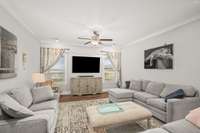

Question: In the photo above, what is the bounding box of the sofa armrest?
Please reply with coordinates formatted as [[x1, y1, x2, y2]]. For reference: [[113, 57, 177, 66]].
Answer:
[[166, 97, 200, 122], [0, 116, 49, 133]]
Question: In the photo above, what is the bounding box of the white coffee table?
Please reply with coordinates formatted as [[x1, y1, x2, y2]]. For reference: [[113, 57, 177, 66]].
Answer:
[[86, 102, 152, 133]]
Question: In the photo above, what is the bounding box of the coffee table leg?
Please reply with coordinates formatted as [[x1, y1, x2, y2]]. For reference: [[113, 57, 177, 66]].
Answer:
[[87, 120, 106, 133], [93, 127, 106, 133], [147, 118, 151, 129]]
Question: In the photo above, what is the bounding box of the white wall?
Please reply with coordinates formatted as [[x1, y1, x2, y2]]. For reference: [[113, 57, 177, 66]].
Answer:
[[122, 20, 200, 89], [0, 7, 40, 93]]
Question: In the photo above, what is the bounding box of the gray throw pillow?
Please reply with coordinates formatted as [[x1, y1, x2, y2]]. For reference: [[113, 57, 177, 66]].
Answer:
[[146, 81, 165, 96], [130, 80, 142, 91], [32, 86, 55, 104], [0, 94, 34, 118], [141, 80, 151, 91], [8, 87, 33, 107], [0, 108, 10, 120]]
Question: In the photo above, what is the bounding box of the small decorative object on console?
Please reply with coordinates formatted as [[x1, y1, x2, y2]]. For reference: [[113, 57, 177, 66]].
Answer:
[[125, 81, 131, 89]]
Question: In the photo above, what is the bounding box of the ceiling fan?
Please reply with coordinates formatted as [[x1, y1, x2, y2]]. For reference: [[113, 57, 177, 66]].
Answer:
[[78, 31, 113, 45]]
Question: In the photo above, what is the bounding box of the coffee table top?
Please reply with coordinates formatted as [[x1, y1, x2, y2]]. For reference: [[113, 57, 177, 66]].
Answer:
[[86, 102, 152, 128]]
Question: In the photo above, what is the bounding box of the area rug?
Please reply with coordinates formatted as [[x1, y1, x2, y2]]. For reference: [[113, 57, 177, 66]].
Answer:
[[55, 99, 163, 133]]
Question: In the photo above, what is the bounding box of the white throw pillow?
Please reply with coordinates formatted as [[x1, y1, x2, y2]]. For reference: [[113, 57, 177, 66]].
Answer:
[[8, 87, 33, 107], [130, 80, 142, 91], [0, 94, 34, 118], [146, 81, 165, 96], [32, 86, 55, 104]]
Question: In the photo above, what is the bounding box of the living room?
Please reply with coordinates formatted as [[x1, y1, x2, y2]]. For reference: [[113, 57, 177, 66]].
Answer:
[[0, 0, 200, 133]]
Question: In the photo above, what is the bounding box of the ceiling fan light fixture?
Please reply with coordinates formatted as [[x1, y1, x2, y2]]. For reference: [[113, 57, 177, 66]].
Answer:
[[91, 40, 99, 45], [78, 30, 113, 46]]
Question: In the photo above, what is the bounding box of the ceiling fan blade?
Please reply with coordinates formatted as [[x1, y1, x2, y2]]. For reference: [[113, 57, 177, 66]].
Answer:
[[84, 41, 91, 45], [100, 43, 115, 46], [78, 37, 90, 40], [100, 39, 113, 41]]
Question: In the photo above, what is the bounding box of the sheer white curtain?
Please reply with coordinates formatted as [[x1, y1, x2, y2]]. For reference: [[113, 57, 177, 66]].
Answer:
[[40, 47, 65, 73], [106, 51, 122, 87]]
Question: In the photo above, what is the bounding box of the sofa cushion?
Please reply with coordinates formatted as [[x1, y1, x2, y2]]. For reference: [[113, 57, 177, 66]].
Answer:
[[32, 109, 55, 132], [147, 98, 166, 111], [134, 92, 158, 103], [29, 100, 58, 111], [146, 82, 165, 96], [160, 84, 196, 98], [0, 94, 34, 118], [162, 119, 200, 133], [32, 86, 55, 104], [130, 80, 142, 91], [141, 80, 151, 91], [109, 88, 135, 99], [8, 87, 33, 107]]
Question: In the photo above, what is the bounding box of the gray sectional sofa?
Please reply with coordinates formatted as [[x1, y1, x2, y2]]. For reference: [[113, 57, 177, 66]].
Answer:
[[109, 80, 200, 123], [0, 87, 59, 133], [142, 119, 200, 133]]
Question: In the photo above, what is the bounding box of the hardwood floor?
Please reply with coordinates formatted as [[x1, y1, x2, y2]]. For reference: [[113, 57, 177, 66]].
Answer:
[[59, 92, 108, 102]]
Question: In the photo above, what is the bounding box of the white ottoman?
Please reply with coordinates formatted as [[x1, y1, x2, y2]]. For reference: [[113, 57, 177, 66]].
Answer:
[[86, 102, 152, 133], [108, 88, 134, 102]]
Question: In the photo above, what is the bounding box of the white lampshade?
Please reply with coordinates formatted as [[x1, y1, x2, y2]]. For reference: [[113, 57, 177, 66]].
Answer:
[[32, 73, 45, 83]]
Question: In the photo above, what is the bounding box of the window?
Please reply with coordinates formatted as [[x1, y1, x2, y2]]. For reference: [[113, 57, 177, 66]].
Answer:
[[45, 56, 65, 88], [103, 55, 116, 81]]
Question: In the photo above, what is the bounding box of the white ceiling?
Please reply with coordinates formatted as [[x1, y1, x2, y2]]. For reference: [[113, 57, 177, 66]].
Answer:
[[1, 0, 200, 47]]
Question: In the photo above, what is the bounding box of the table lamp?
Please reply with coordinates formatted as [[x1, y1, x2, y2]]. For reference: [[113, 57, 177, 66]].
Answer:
[[32, 73, 45, 87]]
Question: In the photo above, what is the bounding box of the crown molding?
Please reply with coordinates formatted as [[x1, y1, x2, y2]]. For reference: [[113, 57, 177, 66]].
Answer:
[[0, 1, 40, 41], [124, 15, 200, 48], [1, 0, 200, 48]]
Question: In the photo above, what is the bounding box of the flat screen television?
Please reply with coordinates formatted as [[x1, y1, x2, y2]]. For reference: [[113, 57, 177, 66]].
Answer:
[[72, 56, 100, 73]]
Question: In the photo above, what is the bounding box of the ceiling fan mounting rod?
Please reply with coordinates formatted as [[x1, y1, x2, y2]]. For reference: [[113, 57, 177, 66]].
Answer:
[[78, 30, 113, 45]]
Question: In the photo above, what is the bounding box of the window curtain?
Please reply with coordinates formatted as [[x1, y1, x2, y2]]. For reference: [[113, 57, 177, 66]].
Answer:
[[106, 51, 122, 87], [40, 47, 65, 73]]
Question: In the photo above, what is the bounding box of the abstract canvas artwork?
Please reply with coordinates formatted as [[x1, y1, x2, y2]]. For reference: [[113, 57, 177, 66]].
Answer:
[[0, 26, 17, 79], [144, 44, 173, 69]]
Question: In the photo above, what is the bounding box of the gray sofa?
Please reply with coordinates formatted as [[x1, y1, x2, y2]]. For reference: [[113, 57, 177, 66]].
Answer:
[[109, 80, 200, 123], [0, 87, 59, 133], [142, 119, 200, 133]]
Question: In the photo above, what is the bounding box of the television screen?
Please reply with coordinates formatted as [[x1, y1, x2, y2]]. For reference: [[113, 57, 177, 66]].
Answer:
[[72, 56, 100, 73]]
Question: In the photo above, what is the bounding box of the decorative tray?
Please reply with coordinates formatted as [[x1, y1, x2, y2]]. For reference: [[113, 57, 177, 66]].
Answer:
[[97, 103, 123, 114]]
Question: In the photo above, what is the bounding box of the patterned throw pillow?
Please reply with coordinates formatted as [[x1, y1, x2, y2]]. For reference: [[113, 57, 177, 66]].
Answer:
[[130, 80, 142, 91], [32, 86, 55, 104], [0, 94, 34, 118], [8, 87, 33, 107]]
